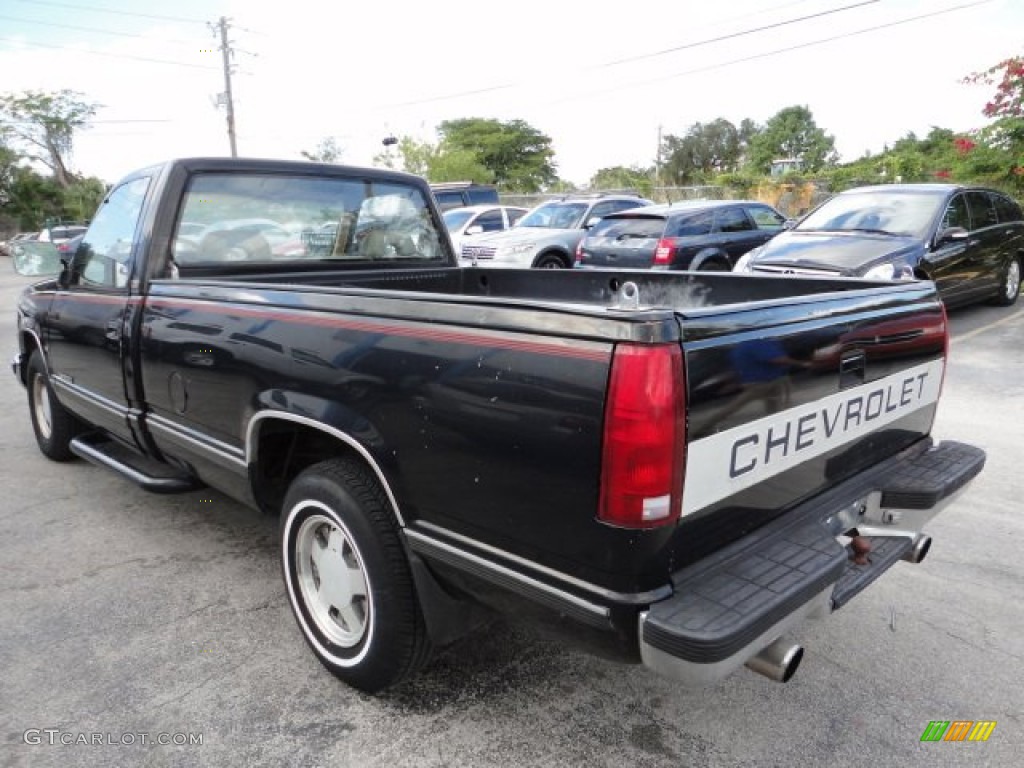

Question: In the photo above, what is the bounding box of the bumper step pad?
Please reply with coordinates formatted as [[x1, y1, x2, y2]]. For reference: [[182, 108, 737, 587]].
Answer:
[[880, 441, 986, 509], [643, 440, 985, 666]]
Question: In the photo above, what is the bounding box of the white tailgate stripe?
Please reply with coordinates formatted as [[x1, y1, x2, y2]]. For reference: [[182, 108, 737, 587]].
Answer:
[[682, 359, 944, 516]]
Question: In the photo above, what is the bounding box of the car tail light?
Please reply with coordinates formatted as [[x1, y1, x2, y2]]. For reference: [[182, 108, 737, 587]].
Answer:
[[653, 238, 674, 266], [599, 343, 686, 529], [574, 240, 584, 265], [939, 300, 949, 396]]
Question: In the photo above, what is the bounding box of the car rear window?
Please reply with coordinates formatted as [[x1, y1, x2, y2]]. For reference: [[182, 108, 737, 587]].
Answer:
[[587, 216, 666, 239]]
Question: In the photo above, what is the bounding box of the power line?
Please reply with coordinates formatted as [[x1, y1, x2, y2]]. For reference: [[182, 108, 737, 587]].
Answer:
[[9, 0, 207, 25], [0, 36, 220, 69], [601, 0, 879, 67], [383, 0, 882, 109], [546, 0, 995, 106], [0, 13, 201, 46]]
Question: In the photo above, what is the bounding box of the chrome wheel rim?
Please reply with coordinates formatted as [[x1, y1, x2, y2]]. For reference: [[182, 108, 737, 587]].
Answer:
[[31, 375, 53, 440], [1006, 259, 1021, 301], [294, 512, 370, 648]]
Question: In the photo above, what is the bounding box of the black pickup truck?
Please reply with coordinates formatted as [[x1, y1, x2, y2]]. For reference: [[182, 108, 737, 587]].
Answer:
[[11, 158, 985, 693]]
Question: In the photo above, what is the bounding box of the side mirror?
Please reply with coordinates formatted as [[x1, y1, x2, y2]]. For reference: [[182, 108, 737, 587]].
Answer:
[[782, 219, 796, 229], [465, 225, 484, 236], [584, 216, 601, 229], [936, 226, 969, 246], [11, 241, 64, 277]]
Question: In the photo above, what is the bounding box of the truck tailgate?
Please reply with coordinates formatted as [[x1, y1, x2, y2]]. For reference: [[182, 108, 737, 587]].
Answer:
[[673, 288, 949, 568]]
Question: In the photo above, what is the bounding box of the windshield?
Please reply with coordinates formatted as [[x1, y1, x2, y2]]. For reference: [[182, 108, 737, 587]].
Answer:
[[797, 190, 945, 238], [518, 202, 588, 229], [442, 209, 475, 231]]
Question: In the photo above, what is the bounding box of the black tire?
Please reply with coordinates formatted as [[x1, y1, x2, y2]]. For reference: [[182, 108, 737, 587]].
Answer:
[[990, 256, 1021, 307], [534, 253, 566, 269], [699, 260, 730, 272], [280, 457, 431, 693], [26, 350, 83, 461]]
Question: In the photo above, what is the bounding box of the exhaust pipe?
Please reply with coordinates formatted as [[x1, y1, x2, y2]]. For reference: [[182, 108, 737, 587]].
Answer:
[[745, 637, 804, 683], [901, 534, 932, 564]]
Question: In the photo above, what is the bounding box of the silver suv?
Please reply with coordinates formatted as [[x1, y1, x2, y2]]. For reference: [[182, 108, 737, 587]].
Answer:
[[460, 194, 653, 269]]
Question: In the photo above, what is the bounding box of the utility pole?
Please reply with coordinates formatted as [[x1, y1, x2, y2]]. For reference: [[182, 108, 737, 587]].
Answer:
[[210, 16, 237, 157]]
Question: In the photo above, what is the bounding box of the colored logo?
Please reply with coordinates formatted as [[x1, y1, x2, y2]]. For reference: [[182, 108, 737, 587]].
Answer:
[[920, 721, 996, 742]]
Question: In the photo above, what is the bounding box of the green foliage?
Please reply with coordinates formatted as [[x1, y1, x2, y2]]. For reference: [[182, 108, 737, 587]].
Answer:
[[0, 89, 99, 188], [301, 137, 343, 163], [437, 118, 557, 192], [746, 105, 838, 174], [588, 165, 655, 196], [661, 119, 746, 185]]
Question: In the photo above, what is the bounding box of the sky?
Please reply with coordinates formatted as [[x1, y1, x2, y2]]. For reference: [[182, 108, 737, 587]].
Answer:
[[1, 0, 1022, 187]]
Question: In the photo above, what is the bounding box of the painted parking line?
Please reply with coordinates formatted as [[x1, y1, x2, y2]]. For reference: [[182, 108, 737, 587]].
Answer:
[[950, 306, 1024, 345]]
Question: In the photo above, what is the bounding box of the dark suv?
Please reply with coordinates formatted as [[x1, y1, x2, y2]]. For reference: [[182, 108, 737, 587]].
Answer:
[[574, 200, 787, 270], [733, 184, 1024, 308]]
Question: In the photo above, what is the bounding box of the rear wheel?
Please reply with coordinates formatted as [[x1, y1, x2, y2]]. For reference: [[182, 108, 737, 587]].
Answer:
[[26, 350, 82, 461], [280, 457, 431, 693], [991, 256, 1021, 306], [699, 260, 730, 272]]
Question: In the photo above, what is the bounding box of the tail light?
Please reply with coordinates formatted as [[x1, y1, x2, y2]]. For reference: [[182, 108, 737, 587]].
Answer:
[[653, 238, 674, 267], [574, 240, 584, 265], [599, 343, 687, 529], [938, 300, 949, 396]]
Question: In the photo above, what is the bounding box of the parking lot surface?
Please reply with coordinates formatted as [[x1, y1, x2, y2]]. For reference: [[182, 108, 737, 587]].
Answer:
[[1, 265, 1021, 767]]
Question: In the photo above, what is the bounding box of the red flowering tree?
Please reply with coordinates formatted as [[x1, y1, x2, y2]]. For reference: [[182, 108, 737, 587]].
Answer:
[[963, 55, 1024, 190]]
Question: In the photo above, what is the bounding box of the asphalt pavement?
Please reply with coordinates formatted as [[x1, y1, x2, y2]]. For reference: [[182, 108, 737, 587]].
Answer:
[[1, 263, 1021, 768]]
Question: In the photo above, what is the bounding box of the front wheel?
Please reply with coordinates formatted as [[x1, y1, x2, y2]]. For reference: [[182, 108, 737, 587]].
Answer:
[[26, 350, 83, 461], [991, 256, 1021, 307], [534, 254, 566, 269], [280, 458, 431, 693]]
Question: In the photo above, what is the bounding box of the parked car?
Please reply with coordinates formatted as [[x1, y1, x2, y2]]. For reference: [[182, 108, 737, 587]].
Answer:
[[574, 200, 788, 271], [461, 193, 654, 269], [0, 232, 38, 257], [733, 184, 1024, 308], [37, 225, 87, 245], [442, 204, 528, 254], [430, 181, 499, 211]]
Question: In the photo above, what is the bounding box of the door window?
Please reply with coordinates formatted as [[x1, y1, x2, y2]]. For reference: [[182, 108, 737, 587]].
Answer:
[[941, 195, 970, 230], [966, 191, 997, 230], [76, 177, 150, 289], [745, 205, 786, 230], [474, 209, 504, 232], [715, 207, 754, 233]]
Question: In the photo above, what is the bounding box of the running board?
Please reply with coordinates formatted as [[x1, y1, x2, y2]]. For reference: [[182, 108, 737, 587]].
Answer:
[[70, 433, 203, 494]]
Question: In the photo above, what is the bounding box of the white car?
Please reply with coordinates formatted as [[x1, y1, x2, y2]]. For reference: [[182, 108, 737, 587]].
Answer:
[[442, 204, 527, 256]]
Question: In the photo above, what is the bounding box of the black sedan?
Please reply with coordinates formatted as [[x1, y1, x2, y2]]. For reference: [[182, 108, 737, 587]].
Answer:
[[733, 184, 1023, 308]]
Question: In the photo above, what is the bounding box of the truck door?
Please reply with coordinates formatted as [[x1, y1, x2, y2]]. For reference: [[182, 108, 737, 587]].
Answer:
[[44, 176, 151, 443]]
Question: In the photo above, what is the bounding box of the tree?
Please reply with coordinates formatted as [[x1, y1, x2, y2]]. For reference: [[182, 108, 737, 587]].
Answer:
[[963, 54, 1024, 188], [373, 136, 492, 183], [301, 137, 343, 163], [588, 165, 655, 195], [745, 106, 837, 174], [0, 90, 99, 188], [438, 118, 557, 192], [661, 119, 746, 184]]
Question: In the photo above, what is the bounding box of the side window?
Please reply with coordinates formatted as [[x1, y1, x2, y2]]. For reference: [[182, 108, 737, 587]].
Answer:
[[990, 192, 1023, 224], [507, 208, 526, 226], [745, 205, 786, 230], [434, 191, 464, 210], [942, 194, 970, 230], [474, 209, 504, 232], [965, 191, 997, 230], [715, 207, 754, 233], [588, 201, 621, 222], [76, 177, 150, 289], [668, 211, 713, 237]]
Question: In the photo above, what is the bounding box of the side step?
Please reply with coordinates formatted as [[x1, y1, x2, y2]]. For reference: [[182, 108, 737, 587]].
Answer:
[[70, 433, 204, 494]]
